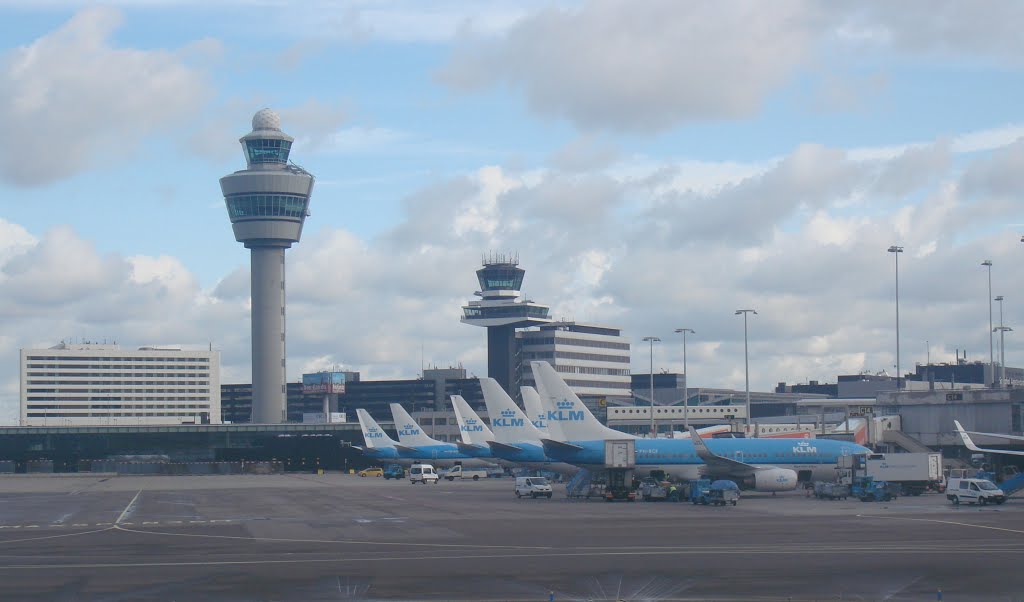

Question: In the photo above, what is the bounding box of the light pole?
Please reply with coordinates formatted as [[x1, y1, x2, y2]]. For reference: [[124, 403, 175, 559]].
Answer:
[[982, 260, 994, 386], [995, 326, 1013, 387], [735, 310, 757, 433], [996, 295, 1005, 385], [642, 336, 661, 438], [674, 328, 695, 430], [888, 246, 903, 389]]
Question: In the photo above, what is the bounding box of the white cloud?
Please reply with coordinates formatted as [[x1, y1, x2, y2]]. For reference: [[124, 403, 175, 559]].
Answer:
[[2, 119, 1023, 421], [440, 0, 818, 132], [0, 7, 211, 186]]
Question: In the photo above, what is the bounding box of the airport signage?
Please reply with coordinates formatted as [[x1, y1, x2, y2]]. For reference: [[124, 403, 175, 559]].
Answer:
[[302, 371, 346, 395]]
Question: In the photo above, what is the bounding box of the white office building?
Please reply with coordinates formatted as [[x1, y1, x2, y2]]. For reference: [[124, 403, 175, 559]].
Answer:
[[519, 322, 632, 400], [20, 342, 221, 426]]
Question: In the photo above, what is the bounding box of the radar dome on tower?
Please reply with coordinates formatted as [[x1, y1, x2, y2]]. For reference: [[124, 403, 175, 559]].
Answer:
[[251, 108, 282, 132]]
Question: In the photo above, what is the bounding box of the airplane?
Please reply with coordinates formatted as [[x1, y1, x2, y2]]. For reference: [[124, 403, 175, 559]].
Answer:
[[529, 360, 870, 491], [477, 377, 579, 475], [355, 408, 404, 462], [388, 403, 496, 468], [955, 420, 1024, 456], [450, 394, 495, 453], [522, 385, 552, 434]]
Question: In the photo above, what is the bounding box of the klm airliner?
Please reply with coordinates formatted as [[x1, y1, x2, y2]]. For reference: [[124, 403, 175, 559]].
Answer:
[[530, 361, 869, 491], [478, 378, 578, 475], [388, 403, 496, 468]]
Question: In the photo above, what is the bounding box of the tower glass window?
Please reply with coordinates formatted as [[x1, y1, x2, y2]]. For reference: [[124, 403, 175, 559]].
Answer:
[[226, 194, 308, 218], [244, 139, 292, 165]]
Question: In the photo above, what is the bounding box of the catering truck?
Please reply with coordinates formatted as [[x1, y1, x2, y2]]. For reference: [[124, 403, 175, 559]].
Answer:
[[837, 452, 942, 496]]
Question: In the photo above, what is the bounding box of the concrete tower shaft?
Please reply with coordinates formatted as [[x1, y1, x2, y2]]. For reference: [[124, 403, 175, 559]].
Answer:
[[220, 109, 314, 424]]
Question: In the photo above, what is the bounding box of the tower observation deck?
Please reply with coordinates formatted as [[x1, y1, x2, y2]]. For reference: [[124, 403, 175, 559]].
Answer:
[[461, 254, 551, 395], [220, 109, 315, 423]]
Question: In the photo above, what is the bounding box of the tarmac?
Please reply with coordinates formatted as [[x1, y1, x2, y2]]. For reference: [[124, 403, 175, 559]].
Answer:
[[0, 473, 1022, 601]]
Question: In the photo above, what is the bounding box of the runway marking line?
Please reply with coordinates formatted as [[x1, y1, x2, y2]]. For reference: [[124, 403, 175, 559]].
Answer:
[[116, 490, 142, 524], [859, 514, 1024, 535]]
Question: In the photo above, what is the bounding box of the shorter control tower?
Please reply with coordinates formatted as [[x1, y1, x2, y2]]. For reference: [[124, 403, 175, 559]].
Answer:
[[461, 254, 551, 395], [220, 109, 314, 423]]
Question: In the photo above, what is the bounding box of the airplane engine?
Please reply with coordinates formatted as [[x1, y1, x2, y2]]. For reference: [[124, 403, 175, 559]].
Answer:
[[750, 468, 799, 492]]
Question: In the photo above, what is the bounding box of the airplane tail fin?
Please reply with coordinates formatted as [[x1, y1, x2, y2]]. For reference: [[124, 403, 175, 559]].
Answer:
[[479, 378, 546, 444], [520, 386, 551, 435], [955, 420, 982, 452], [451, 395, 494, 446], [356, 409, 398, 449], [389, 403, 443, 447], [530, 361, 634, 442], [688, 426, 715, 460]]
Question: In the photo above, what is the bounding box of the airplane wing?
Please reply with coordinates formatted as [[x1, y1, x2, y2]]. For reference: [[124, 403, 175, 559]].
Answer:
[[688, 426, 758, 477], [955, 420, 1024, 456]]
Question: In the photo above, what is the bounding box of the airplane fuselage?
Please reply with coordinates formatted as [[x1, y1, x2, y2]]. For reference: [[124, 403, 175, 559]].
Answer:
[[545, 437, 869, 483]]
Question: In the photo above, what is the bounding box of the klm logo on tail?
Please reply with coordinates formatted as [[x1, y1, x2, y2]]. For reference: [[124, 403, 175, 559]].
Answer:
[[492, 408, 524, 428], [365, 427, 384, 439], [461, 419, 484, 433], [398, 423, 421, 437], [547, 399, 585, 422]]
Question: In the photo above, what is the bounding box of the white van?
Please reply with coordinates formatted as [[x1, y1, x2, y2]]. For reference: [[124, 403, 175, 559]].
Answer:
[[409, 463, 439, 484], [946, 477, 1006, 505], [515, 476, 553, 499]]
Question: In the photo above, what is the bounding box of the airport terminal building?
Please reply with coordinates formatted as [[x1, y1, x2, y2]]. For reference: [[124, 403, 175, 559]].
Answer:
[[20, 342, 221, 427]]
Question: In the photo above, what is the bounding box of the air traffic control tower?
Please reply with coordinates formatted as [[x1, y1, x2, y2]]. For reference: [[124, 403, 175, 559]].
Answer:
[[461, 254, 551, 395], [220, 109, 314, 423]]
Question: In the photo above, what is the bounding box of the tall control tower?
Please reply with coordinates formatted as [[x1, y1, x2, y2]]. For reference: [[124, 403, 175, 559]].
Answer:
[[220, 109, 314, 423], [461, 254, 551, 394]]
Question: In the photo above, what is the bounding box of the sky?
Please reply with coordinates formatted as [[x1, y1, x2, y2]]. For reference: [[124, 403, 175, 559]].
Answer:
[[1, 0, 1023, 425]]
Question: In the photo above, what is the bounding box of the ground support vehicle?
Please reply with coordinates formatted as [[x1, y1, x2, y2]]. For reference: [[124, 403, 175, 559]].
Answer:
[[851, 476, 898, 502], [382, 464, 405, 480], [838, 452, 942, 496], [358, 467, 383, 477], [688, 479, 739, 506], [515, 476, 553, 499], [813, 481, 850, 500], [442, 465, 489, 481], [946, 477, 1006, 505], [640, 478, 681, 502], [604, 468, 636, 502], [409, 463, 439, 484]]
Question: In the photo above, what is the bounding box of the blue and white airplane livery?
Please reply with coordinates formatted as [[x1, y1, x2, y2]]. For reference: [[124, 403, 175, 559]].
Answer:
[[530, 361, 870, 491], [355, 408, 403, 462], [388, 403, 495, 468], [478, 377, 579, 476]]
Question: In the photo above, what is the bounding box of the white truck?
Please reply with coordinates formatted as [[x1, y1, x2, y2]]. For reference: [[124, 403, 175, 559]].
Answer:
[[837, 452, 943, 496], [442, 465, 489, 481]]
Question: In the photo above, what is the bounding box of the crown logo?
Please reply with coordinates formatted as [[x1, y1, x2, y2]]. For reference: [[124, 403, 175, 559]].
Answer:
[[500, 409, 516, 417], [466, 419, 477, 425], [556, 400, 574, 410], [404, 424, 415, 430]]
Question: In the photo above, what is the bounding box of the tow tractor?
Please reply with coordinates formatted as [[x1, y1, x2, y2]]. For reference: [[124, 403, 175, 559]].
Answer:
[[690, 479, 740, 506]]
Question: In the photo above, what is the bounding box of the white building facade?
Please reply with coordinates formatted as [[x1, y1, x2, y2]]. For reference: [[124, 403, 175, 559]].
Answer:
[[20, 343, 221, 426], [519, 322, 632, 400]]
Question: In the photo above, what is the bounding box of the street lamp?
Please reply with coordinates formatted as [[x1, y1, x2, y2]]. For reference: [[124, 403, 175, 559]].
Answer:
[[995, 326, 1013, 387], [735, 310, 757, 433], [674, 328, 695, 430], [642, 336, 661, 438], [995, 294, 1003, 384], [888, 246, 903, 389], [982, 260, 994, 386]]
